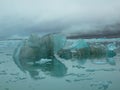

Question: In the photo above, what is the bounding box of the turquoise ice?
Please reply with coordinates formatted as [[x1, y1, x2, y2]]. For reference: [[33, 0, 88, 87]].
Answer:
[[13, 33, 117, 68]]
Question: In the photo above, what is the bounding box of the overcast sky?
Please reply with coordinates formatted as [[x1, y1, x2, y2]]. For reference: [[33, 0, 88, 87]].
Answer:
[[0, 0, 120, 39]]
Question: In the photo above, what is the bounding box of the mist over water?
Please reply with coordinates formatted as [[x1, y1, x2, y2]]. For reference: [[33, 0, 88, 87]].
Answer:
[[0, 0, 120, 39]]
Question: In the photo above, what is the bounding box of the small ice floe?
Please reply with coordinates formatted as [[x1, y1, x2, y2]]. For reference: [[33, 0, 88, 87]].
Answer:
[[106, 58, 116, 65], [36, 59, 52, 64], [19, 77, 27, 80], [65, 73, 87, 78], [74, 78, 93, 82], [86, 68, 116, 72], [72, 65, 85, 69], [12, 77, 27, 81], [10, 72, 19, 76], [33, 76, 46, 80], [91, 58, 116, 65], [86, 69, 96, 72], [91, 61, 107, 65], [65, 73, 92, 83], [90, 80, 112, 90], [107, 42, 117, 51]]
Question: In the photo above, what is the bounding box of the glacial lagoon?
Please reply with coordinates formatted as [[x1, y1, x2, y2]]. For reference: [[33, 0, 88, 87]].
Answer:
[[0, 37, 120, 90]]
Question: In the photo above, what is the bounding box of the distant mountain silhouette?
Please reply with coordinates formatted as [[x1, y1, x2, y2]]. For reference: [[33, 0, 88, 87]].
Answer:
[[67, 23, 120, 39]]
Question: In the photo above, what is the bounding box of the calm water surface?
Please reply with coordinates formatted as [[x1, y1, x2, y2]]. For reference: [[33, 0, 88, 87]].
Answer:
[[0, 38, 120, 90]]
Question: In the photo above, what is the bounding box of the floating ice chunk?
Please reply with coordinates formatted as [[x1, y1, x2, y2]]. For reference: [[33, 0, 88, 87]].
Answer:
[[107, 42, 117, 51], [53, 34, 66, 53], [90, 80, 112, 90], [38, 33, 66, 58], [13, 33, 117, 69], [13, 33, 66, 66], [28, 34, 41, 48], [86, 69, 96, 72], [51, 58, 67, 77], [92, 61, 107, 65], [65, 39, 89, 50], [58, 39, 90, 59], [106, 58, 116, 65], [36, 59, 52, 64], [57, 42, 116, 61], [13, 40, 26, 72], [38, 34, 54, 59], [106, 50, 116, 58], [57, 49, 72, 59]]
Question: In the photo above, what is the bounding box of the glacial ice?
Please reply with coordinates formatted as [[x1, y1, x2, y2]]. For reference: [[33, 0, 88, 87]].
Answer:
[[13, 33, 117, 70], [13, 33, 67, 72], [65, 39, 89, 50], [107, 42, 117, 51], [90, 80, 112, 90], [53, 34, 66, 53], [58, 43, 116, 60]]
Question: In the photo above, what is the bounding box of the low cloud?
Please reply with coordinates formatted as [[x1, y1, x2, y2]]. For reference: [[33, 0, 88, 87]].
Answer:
[[0, 0, 120, 39]]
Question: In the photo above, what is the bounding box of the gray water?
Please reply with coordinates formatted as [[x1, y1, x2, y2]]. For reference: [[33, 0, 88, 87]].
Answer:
[[0, 38, 120, 90]]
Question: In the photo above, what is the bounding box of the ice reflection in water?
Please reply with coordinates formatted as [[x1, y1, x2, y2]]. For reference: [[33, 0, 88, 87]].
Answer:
[[13, 34, 117, 79], [0, 36, 120, 90], [16, 58, 68, 79]]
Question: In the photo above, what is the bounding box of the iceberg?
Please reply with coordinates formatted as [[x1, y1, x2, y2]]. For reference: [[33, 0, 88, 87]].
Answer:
[[13, 33, 117, 71], [57, 44, 116, 60], [65, 39, 89, 50], [28, 34, 41, 48], [13, 33, 67, 71], [53, 34, 66, 53]]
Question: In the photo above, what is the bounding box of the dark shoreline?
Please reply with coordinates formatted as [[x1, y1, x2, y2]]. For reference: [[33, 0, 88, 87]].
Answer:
[[67, 33, 120, 39]]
